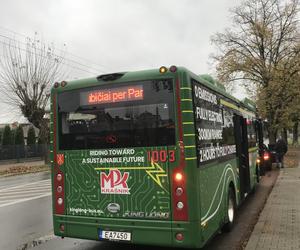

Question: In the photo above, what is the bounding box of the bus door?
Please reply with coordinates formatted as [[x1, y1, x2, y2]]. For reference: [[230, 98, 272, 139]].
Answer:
[[233, 115, 251, 200]]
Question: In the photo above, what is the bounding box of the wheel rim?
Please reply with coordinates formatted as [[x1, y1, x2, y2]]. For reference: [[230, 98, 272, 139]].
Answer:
[[228, 197, 234, 223]]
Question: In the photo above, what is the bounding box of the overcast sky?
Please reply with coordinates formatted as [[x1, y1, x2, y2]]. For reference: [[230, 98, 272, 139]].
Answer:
[[0, 0, 246, 123]]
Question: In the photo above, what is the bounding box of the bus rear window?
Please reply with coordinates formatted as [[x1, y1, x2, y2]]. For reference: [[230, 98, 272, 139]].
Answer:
[[57, 80, 175, 150]]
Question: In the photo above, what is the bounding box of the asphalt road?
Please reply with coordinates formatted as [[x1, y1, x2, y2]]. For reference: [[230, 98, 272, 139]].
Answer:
[[0, 172, 52, 250], [34, 170, 278, 250], [0, 170, 279, 250]]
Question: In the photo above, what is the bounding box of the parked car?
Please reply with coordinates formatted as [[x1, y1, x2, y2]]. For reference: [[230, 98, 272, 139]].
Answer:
[[258, 144, 277, 173]]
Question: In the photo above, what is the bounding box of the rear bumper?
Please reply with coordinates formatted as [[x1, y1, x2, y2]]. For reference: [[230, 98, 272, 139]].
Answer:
[[54, 215, 199, 248]]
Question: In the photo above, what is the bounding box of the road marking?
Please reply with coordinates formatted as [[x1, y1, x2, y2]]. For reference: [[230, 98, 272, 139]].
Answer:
[[0, 191, 51, 199], [0, 193, 51, 208], [0, 179, 51, 208], [0, 188, 51, 196], [0, 179, 50, 192], [0, 184, 51, 192]]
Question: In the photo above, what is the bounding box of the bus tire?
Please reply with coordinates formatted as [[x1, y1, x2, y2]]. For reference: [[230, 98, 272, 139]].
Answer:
[[223, 187, 236, 232]]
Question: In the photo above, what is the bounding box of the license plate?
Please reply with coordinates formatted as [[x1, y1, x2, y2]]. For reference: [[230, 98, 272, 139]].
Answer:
[[99, 230, 131, 242]]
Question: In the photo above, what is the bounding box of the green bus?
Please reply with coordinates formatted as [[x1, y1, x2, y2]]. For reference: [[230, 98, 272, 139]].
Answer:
[[51, 66, 262, 248]]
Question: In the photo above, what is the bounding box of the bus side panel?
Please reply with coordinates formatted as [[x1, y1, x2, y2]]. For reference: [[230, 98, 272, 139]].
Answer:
[[191, 78, 241, 246], [198, 158, 239, 244]]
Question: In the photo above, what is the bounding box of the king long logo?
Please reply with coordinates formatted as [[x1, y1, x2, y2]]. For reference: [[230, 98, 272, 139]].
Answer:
[[100, 169, 130, 194]]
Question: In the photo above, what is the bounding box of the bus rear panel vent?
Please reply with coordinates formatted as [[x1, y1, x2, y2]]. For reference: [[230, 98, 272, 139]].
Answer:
[[97, 73, 125, 82]]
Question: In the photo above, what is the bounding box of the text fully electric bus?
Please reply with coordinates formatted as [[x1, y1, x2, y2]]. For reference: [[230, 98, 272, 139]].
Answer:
[[51, 66, 262, 248]]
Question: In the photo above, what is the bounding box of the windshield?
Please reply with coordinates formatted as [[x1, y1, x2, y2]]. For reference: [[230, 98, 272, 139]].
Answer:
[[57, 79, 175, 150]]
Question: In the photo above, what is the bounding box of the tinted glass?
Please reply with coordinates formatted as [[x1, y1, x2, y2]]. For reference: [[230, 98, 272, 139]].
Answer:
[[247, 120, 257, 148], [58, 80, 175, 150], [192, 78, 237, 165]]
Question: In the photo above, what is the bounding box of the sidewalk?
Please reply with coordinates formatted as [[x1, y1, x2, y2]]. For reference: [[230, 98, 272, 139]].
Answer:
[[0, 160, 49, 177], [245, 166, 300, 250], [0, 160, 46, 171]]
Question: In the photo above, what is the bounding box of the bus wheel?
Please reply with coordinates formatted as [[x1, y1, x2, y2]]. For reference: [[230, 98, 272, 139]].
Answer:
[[223, 188, 236, 232]]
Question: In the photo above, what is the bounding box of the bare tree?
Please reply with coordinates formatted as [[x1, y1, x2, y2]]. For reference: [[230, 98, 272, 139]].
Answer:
[[212, 0, 300, 144], [0, 35, 66, 143]]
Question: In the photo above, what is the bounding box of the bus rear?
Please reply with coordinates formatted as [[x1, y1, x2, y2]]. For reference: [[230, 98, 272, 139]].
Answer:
[[51, 71, 195, 247]]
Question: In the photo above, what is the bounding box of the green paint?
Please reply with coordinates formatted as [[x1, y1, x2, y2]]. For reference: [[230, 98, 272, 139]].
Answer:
[[51, 67, 259, 248]]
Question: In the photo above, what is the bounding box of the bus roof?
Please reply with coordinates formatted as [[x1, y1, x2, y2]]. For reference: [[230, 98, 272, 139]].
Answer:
[[52, 66, 256, 113]]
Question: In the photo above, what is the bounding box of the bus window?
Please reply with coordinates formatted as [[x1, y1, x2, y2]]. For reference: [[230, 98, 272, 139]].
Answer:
[[57, 80, 175, 150], [192, 78, 237, 165], [247, 120, 257, 148], [222, 108, 235, 146]]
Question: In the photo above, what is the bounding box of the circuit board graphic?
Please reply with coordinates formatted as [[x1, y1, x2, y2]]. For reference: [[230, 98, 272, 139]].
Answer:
[[64, 147, 171, 220]]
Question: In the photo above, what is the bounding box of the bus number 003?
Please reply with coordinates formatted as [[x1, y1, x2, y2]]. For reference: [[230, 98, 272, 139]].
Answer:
[[147, 150, 175, 163]]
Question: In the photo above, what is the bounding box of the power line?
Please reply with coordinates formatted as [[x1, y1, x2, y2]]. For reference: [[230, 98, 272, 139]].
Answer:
[[0, 36, 100, 76], [0, 26, 111, 72], [0, 42, 99, 77], [0, 26, 112, 73], [0, 33, 104, 75]]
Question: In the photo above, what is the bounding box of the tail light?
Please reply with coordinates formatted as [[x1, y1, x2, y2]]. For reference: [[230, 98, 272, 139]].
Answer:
[[57, 197, 63, 205], [172, 171, 188, 221], [172, 79, 189, 221], [53, 95, 65, 215], [159, 66, 168, 73], [175, 187, 184, 196], [57, 185, 63, 193], [176, 201, 184, 209], [61, 81, 67, 87], [175, 232, 184, 241], [57, 173, 62, 181], [54, 169, 65, 214], [263, 152, 270, 161], [169, 65, 177, 72], [175, 172, 183, 181]]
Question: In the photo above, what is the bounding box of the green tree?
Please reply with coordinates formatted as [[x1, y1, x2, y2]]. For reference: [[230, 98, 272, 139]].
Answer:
[[14, 126, 25, 145], [27, 126, 36, 145], [212, 0, 300, 144], [257, 65, 300, 136], [2, 125, 13, 145]]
